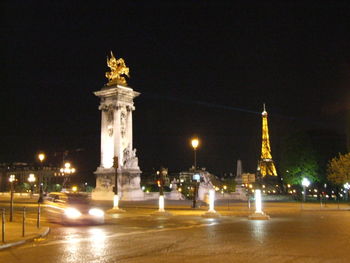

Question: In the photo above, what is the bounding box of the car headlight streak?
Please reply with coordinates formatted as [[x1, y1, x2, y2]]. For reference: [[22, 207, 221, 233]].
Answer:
[[64, 207, 82, 219], [89, 208, 104, 217]]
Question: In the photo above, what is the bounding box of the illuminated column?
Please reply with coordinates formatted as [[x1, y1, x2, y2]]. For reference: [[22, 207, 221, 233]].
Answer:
[[100, 107, 114, 169], [127, 106, 133, 150], [100, 110, 107, 167], [93, 85, 143, 201], [114, 106, 122, 168], [93, 52, 143, 201]]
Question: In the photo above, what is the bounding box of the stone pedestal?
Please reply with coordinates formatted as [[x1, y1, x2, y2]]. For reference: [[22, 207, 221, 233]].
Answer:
[[92, 83, 144, 201], [92, 167, 144, 201], [119, 169, 144, 200]]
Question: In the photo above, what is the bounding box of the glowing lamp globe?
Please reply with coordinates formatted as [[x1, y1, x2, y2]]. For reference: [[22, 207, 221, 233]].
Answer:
[[301, 178, 310, 187], [191, 138, 199, 149]]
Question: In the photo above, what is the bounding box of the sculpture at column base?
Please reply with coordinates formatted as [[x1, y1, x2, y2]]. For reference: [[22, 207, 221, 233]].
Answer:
[[118, 170, 144, 200], [91, 167, 144, 201]]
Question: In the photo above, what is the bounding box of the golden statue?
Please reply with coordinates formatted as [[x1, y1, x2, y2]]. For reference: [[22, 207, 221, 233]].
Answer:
[[105, 51, 130, 86]]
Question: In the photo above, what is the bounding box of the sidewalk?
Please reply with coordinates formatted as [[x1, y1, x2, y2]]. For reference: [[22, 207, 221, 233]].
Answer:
[[0, 222, 50, 250]]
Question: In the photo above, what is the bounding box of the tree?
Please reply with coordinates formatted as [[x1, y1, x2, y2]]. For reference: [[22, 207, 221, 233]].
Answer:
[[279, 132, 319, 185], [327, 153, 350, 184]]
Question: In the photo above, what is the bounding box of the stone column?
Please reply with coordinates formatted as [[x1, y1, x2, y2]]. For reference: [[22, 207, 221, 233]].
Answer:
[[114, 105, 122, 167], [100, 106, 107, 168], [127, 106, 133, 150]]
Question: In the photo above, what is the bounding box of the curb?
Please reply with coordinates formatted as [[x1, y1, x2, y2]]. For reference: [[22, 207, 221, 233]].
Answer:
[[0, 227, 50, 251]]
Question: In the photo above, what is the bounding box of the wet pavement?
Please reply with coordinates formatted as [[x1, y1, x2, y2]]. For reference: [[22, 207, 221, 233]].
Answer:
[[1, 205, 350, 263]]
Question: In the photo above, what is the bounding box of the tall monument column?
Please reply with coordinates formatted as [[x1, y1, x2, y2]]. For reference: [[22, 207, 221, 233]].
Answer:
[[92, 52, 144, 201]]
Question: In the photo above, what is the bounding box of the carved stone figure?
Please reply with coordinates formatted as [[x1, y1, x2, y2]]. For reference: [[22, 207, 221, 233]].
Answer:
[[120, 109, 127, 138], [123, 146, 139, 169], [105, 51, 130, 86]]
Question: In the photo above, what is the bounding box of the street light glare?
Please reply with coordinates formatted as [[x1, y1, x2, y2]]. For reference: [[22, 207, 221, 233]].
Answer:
[[302, 178, 310, 187], [38, 153, 45, 162], [191, 138, 199, 149], [9, 174, 16, 183], [28, 173, 36, 183]]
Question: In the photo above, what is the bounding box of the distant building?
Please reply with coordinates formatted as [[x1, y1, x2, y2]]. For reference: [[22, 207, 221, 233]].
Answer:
[[0, 162, 62, 192]]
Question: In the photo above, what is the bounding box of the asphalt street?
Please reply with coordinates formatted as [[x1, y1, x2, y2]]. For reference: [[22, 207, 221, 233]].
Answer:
[[1, 204, 350, 263]]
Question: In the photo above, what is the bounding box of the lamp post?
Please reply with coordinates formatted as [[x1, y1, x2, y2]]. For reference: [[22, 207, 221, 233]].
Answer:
[[60, 162, 76, 188], [191, 138, 199, 169], [192, 173, 200, 209], [9, 175, 15, 222], [158, 167, 168, 212], [38, 153, 45, 203], [301, 178, 310, 208], [28, 174, 36, 199]]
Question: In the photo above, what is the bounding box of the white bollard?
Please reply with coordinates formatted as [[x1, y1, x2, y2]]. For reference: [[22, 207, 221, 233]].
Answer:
[[248, 189, 270, 220], [202, 189, 220, 217], [255, 189, 262, 214], [113, 195, 119, 209], [159, 195, 165, 212], [208, 189, 216, 213]]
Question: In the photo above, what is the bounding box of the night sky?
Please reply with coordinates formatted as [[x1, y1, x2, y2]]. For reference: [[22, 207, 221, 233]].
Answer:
[[2, 1, 350, 183]]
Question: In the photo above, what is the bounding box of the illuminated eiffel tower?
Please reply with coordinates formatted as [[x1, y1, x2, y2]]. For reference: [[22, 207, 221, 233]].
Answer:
[[258, 104, 277, 177]]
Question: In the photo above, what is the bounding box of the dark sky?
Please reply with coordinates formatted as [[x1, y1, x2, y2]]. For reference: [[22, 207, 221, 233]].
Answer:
[[2, 1, 350, 182]]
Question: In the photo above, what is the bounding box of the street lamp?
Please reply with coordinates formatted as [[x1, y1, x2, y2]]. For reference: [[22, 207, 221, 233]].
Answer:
[[191, 138, 199, 170], [37, 153, 45, 203], [9, 174, 15, 222], [158, 167, 168, 212], [60, 162, 76, 188], [301, 177, 310, 203], [28, 173, 36, 198], [192, 173, 200, 208]]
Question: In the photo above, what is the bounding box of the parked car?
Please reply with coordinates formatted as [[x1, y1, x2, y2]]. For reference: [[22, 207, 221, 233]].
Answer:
[[44, 192, 105, 225]]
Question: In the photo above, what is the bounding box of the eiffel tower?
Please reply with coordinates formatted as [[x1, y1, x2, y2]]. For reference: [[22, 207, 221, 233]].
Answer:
[[258, 104, 277, 177]]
